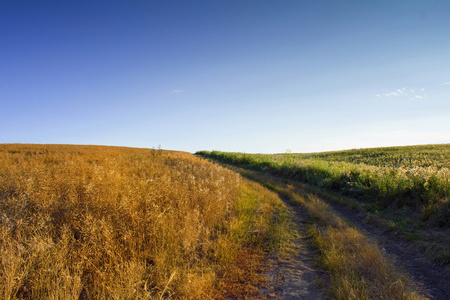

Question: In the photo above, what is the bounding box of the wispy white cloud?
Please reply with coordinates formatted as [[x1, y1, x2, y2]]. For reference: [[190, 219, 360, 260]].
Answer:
[[376, 86, 426, 100], [376, 91, 402, 97], [441, 82, 450, 86], [170, 89, 184, 94], [378, 87, 407, 97], [396, 87, 407, 95]]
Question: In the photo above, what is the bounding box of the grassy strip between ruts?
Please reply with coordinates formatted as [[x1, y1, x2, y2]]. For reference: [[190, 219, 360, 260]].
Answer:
[[279, 178, 450, 267], [226, 167, 428, 300]]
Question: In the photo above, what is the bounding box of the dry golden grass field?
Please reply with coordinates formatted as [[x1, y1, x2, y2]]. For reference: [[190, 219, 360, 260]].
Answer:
[[0, 144, 289, 299]]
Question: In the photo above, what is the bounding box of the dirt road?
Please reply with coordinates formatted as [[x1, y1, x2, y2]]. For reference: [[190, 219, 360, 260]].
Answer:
[[240, 168, 449, 299]]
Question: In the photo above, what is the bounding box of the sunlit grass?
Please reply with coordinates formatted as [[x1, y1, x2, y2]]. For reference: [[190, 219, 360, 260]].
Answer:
[[0, 144, 289, 299]]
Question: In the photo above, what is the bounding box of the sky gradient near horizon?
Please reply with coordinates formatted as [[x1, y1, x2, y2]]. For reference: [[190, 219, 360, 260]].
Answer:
[[1, 0, 450, 153]]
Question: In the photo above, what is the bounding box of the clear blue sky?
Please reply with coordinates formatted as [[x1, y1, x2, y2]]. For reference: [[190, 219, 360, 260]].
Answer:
[[1, 0, 450, 153]]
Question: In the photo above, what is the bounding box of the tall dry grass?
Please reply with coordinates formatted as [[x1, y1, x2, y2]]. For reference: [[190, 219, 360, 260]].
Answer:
[[0, 144, 284, 299]]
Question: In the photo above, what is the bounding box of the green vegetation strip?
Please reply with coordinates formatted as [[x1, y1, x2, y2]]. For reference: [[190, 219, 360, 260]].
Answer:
[[197, 146, 450, 228]]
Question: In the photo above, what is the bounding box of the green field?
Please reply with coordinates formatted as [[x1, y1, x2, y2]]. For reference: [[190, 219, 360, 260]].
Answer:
[[197, 144, 450, 228], [281, 144, 450, 169]]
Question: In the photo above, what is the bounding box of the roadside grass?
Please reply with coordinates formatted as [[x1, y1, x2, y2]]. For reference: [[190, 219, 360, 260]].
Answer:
[[0, 144, 293, 299], [218, 166, 427, 300], [215, 180, 297, 299]]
